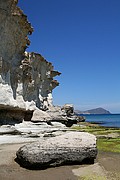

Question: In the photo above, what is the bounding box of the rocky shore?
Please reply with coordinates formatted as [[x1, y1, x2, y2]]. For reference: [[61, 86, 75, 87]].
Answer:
[[0, 109, 119, 180], [0, 115, 97, 170], [0, 1, 119, 179], [0, 122, 120, 180]]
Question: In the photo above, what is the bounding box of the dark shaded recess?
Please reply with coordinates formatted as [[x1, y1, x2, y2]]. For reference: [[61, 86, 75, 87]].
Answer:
[[24, 111, 34, 121], [0, 109, 33, 125], [15, 157, 95, 170]]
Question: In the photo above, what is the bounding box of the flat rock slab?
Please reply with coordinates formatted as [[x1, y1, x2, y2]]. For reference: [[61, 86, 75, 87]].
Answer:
[[72, 163, 107, 179], [16, 132, 97, 169]]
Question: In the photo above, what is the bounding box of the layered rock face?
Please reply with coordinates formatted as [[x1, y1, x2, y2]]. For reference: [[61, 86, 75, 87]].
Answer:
[[0, 0, 33, 96], [19, 52, 61, 110], [0, 1, 84, 126], [0, 0, 35, 123], [0, 0, 61, 123]]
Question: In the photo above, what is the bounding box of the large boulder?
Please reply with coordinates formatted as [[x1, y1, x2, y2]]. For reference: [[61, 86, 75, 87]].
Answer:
[[31, 106, 69, 125], [61, 104, 74, 116], [16, 132, 97, 169], [31, 109, 51, 122], [31, 105, 85, 126]]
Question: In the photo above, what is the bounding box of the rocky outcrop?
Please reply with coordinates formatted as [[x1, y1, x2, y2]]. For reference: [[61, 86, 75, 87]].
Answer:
[[31, 105, 85, 127], [62, 104, 74, 116], [31, 109, 51, 122], [18, 52, 61, 110], [16, 132, 97, 169], [0, 84, 35, 125], [0, 0, 61, 123], [0, 1, 84, 127], [0, 0, 34, 123], [0, 0, 60, 109], [0, 0, 33, 98], [0, 121, 68, 144]]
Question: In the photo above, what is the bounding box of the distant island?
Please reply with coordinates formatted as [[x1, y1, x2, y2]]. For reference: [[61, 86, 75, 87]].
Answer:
[[75, 107, 111, 115]]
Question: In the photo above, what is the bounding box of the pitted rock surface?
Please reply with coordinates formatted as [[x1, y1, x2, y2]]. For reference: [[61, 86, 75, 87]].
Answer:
[[16, 132, 97, 169]]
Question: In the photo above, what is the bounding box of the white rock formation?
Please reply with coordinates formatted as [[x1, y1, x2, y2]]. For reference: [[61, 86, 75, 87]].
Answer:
[[19, 52, 61, 110], [0, 83, 35, 110], [31, 105, 85, 127], [0, 0, 61, 123], [0, 0, 33, 98], [0, 83, 36, 124], [0, 1, 85, 128], [31, 109, 51, 122], [0, 121, 68, 145]]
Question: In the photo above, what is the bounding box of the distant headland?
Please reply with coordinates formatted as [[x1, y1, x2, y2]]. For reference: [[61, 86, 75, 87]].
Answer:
[[75, 107, 111, 115]]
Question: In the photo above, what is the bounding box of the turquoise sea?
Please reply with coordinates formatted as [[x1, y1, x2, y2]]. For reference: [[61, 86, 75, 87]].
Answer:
[[79, 114, 120, 128]]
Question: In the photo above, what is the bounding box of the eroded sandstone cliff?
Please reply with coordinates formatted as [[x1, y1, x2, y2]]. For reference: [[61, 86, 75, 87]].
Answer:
[[0, 0, 33, 98], [0, 0, 61, 123], [19, 52, 61, 110], [0, 0, 60, 112]]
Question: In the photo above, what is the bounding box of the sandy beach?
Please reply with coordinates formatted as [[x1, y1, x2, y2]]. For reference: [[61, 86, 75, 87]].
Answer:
[[0, 143, 120, 180], [0, 143, 77, 180]]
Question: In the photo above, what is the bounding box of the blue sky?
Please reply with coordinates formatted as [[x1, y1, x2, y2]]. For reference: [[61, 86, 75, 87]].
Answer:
[[18, 0, 120, 113]]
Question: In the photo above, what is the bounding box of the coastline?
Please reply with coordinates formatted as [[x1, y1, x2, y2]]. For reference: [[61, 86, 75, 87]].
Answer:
[[80, 113, 120, 128], [0, 122, 119, 179]]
